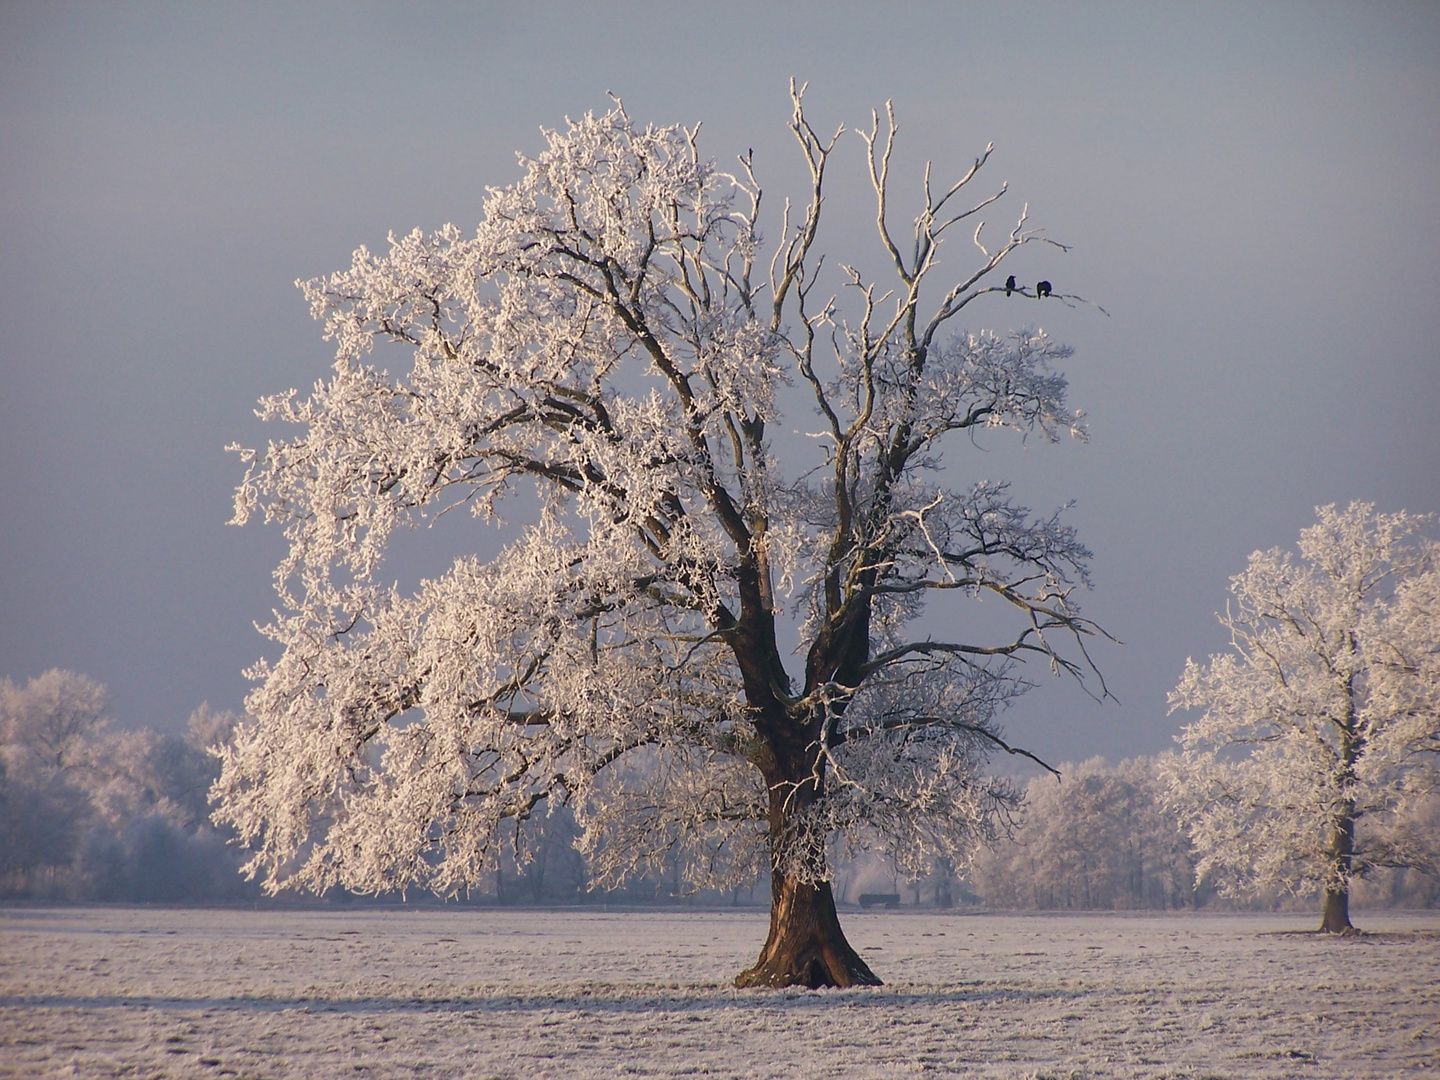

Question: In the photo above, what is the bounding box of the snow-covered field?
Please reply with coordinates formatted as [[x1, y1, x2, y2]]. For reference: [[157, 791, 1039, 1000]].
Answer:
[[1, 906, 1436, 1079]]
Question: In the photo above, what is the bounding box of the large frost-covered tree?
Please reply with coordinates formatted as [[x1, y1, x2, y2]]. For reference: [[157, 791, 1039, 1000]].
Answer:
[[1166, 503, 1440, 932], [215, 87, 1104, 987]]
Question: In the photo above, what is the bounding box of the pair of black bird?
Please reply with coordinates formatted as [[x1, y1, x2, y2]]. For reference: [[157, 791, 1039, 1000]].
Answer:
[[1004, 275, 1051, 298]]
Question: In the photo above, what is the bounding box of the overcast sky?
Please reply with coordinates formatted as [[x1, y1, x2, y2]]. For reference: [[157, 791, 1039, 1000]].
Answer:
[[2, 2, 1437, 766]]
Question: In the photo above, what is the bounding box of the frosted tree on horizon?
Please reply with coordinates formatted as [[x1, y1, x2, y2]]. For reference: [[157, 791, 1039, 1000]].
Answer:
[[1166, 503, 1440, 933], [214, 86, 1105, 987]]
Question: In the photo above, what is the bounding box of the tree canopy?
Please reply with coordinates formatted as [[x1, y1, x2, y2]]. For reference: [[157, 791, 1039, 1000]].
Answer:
[[215, 87, 1104, 985]]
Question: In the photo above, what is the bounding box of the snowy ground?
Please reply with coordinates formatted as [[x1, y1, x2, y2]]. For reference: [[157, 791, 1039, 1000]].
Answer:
[[1, 905, 1436, 1079]]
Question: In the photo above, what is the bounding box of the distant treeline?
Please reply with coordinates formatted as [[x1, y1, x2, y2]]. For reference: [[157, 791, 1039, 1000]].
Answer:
[[968, 756, 1201, 911], [0, 670, 255, 902], [474, 755, 1440, 913], [929, 756, 1437, 913], [4, 670, 1436, 910]]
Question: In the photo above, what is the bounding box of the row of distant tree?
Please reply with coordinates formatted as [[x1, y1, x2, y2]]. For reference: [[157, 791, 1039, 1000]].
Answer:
[[5, 667, 1434, 911], [472, 754, 1440, 913], [966, 756, 1439, 912], [0, 670, 255, 902], [966, 757, 1200, 911]]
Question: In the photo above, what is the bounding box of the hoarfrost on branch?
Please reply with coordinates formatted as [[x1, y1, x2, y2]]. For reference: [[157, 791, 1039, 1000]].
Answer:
[[215, 87, 1103, 983], [1165, 502, 1440, 931]]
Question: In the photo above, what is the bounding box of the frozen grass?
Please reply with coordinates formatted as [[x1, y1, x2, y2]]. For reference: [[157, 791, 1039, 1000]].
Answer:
[[0, 905, 1436, 1078]]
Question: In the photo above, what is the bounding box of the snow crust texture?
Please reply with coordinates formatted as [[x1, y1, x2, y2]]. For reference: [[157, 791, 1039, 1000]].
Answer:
[[1, 906, 1436, 1079]]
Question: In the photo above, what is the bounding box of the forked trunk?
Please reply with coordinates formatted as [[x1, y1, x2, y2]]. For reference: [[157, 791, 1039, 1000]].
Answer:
[[1320, 887, 1352, 934], [735, 871, 881, 988]]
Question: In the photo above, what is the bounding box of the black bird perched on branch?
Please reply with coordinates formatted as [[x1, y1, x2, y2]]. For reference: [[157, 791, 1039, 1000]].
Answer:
[[1036, 280, 1052, 298], [1005, 274, 1016, 296]]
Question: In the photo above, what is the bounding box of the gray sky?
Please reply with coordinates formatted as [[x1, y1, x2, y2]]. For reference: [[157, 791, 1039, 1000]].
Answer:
[[2, 2, 1437, 766]]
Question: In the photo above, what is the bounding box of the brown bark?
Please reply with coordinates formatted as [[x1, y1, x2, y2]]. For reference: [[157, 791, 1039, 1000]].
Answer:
[[735, 871, 881, 988], [1319, 811, 1355, 933], [1320, 886, 1352, 934], [725, 488, 882, 988]]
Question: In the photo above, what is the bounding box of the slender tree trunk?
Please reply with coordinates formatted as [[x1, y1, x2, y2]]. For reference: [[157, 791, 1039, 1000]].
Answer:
[[735, 871, 881, 988], [1319, 812, 1355, 933], [529, 839, 547, 902], [1320, 683, 1362, 934], [934, 858, 954, 909]]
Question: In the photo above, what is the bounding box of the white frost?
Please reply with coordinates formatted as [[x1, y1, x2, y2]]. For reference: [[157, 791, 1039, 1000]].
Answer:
[[2, 905, 1436, 1078], [217, 90, 1100, 906]]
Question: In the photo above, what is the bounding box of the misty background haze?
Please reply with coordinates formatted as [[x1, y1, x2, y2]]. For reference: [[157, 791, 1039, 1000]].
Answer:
[[2, 2, 1438, 770]]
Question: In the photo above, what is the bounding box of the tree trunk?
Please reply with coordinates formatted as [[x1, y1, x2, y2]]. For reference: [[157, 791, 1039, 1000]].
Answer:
[[1320, 886, 1352, 933], [735, 871, 881, 988], [728, 570, 880, 988], [1319, 811, 1355, 933]]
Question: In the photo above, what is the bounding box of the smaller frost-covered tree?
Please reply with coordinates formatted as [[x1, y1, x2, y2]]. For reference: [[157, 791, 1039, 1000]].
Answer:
[[1, 668, 109, 772], [1165, 503, 1440, 932], [216, 86, 1106, 987]]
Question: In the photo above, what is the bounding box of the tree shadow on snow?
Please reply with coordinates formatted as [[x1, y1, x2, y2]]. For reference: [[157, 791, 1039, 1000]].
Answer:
[[0, 983, 1083, 1017], [1257, 928, 1440, 942]]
